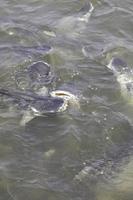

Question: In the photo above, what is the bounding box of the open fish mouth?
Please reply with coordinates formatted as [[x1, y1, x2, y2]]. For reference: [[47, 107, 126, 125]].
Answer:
[[50, 90, 80, 110]]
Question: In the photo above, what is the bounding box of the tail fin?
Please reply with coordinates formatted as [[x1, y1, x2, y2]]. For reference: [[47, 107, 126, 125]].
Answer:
[[78, 2, 94, 23]]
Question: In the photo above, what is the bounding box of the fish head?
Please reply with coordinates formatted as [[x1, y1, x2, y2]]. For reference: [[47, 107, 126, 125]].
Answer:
[[107, 57, 128, 74], [27, 61, 52, 84], [50, 90, 80, 110]]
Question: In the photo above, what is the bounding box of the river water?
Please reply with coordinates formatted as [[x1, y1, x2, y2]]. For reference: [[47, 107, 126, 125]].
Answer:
[[0, 0, 133, 200]]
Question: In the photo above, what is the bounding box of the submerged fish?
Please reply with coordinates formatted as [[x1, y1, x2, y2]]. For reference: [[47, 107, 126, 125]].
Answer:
[[0, 44, 52, 56], [107, 57, 133, 102], [57, 2, 94, 38]]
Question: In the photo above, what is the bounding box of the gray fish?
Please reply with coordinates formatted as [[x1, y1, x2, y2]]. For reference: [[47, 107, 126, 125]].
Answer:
[[107, 57, 128, 74], [0, 88, 64, 113], [11, 44, 52, 55], [0, 44, 52, 56], [107, 57, 133, 101], [0, 88, 79, 125], [0, 88, 65, 125], [57, 2, 94, 38], [0, 60, 79, 125]]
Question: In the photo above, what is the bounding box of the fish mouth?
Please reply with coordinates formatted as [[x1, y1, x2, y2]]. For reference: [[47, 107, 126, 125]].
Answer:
[[29, 90, 79, 114], [50, 90, 80, 109], [51, 91, 70, 98]]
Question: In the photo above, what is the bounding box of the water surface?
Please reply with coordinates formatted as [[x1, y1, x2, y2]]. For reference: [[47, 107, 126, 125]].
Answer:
[[0, 0, 133, 200]]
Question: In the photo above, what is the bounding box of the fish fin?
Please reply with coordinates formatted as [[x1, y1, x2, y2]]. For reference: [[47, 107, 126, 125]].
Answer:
[[20, 111, 35, 126]]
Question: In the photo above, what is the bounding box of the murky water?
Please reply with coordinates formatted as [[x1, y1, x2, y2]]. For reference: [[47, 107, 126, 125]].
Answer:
[[0, 0, 133, 199]]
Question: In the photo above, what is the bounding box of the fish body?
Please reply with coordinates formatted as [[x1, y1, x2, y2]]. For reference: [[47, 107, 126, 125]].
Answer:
[[0, 88, 64, 114], [0, 44, 52, 57], [57, 2, 94, 38], [0, 88, 79, 125]]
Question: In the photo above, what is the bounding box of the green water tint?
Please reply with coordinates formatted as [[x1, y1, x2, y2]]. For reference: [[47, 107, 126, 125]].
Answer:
[[96, 158, 133, 200], [0, 0, 133, 199]]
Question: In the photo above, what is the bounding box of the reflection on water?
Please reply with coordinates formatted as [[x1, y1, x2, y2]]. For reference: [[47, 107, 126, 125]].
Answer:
[[0, 0, 133, 199]]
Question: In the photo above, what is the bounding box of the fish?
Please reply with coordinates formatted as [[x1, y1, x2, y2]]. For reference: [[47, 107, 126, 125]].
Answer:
[[57, 2, 94, 38], [0, 44, 52, 56], [0, 88, 79, 125], [0, 88, 64, 125], [107, 57, 133, 102], [0, 88, 64, 112], [0, 58, 80, 125]]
